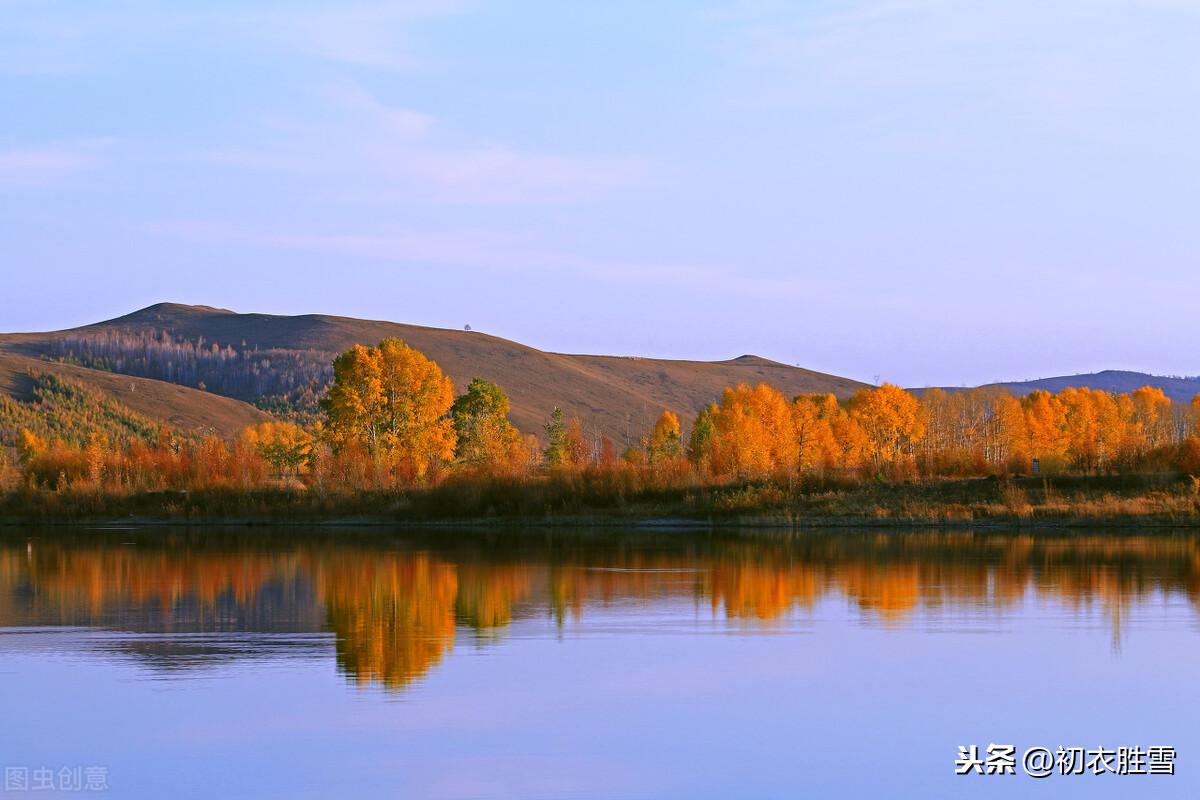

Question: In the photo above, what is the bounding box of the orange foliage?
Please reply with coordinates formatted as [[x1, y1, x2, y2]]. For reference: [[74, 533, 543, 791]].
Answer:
[[320, 339, 456, 484], [240, 421, 312, 476], [849, 384, 926, 473], [10, 336, 1200, 497], [319, 552, 459, 689], [792, 394, 843, 473], [699, 384, 798, 479], [646, 410, 683, 464], [6, 532, 1199, 691], [1022, 390, 1070, 471]]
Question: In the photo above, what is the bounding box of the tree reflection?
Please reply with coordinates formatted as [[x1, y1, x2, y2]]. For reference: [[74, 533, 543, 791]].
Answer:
[[1, 529, 1199, 688], [317, 552, 458, 689]]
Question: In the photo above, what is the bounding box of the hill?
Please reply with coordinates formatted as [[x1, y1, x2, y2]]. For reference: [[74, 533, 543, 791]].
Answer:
[[0, 352, 270, 439], [0, 303, 868, 444], [927, 371, 1200, 404]]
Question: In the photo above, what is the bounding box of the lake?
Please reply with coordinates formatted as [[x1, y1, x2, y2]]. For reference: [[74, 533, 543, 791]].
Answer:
[[0, 526, 1196, 798]]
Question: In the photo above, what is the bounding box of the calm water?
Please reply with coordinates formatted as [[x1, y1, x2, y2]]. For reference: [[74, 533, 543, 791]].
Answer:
[[1, 526, 1198, 799]]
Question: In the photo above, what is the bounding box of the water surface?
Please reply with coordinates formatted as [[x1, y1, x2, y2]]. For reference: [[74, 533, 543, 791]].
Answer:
[[1, 527, 1197, 798]]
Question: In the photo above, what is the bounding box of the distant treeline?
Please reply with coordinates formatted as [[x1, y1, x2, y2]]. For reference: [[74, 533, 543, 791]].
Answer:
[[4, 338, 1200, 520], [39, 330, 332, 417]]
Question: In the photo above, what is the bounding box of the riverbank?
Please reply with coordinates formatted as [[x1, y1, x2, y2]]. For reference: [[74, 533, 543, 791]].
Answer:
[[3, 473, 1199, 528]]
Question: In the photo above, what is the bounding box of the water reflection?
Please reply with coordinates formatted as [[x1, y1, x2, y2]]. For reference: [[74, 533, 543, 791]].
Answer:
[[1, 528, 1198, 689]]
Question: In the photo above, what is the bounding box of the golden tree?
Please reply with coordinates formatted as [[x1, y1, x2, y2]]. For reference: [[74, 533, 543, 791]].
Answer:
[[848, 384, 926, 469], [1022, 390, 1069, 470], [792, 393, 843, 473], [17, 429, 48, 465], [240, 421, 313, 476], [320, 339, 456, 483], [646, 410, 683, 464], [705, 383, 798, 479], [320, 344, 383, 451], [1128, 386, 1175, 456], [1057, 387, 1127, 472], [822, 407, 868, 471], [987, 391, 1028, 470]]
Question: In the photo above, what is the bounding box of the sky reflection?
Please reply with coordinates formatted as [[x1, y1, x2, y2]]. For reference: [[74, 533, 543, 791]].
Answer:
[[2, 527, 1198, 798]]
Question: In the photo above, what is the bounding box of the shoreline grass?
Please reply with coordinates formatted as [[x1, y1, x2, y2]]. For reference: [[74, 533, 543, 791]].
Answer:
[[3, 473, 1198, 529]]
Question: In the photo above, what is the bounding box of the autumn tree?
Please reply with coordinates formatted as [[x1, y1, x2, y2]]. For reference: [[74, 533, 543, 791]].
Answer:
[[1177, 432, 1200, 475], [451, 378, 524, 470], [792, 393, 843, 473], [918, 388, 958, 472], [986, 391, 1028, 470], [919, 388, 1025, 475], [17, 429, 47, 465], [646, 410, 682, 464], [687, 403, 718, 472], [1022, 390, 1069, 471], [240, 421, 313, 476], [321, 344, 383, 452], [1057, 387, 1128, 472], [1128, 386, 1175, 457], [702, 383, 798, 479], [320, 339, 456, 483], [848, 384, 926, 470], [598, 433, 619, 467], [565, 417, 590, 467], [830, 408, 869, 470]]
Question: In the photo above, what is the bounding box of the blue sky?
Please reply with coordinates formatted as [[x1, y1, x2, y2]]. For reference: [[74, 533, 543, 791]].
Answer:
[[2, 0, 1198, 386]]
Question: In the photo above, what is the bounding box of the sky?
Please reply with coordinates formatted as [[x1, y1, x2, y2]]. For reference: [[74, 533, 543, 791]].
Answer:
[[2, 0, 1198, 387]]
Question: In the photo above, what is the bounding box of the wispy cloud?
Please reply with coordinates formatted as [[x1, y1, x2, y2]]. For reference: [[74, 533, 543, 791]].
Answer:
[[0, 0, 470, 75], [707, 0, 1200, 148], [244, 1, 471, 70], [195, 82, 651, 205], [146, 218, 853, 302], [0, 139, 115, 186], [4, 3, 648, 204]]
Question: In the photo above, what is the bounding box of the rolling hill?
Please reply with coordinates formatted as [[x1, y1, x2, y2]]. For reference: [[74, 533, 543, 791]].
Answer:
[[0, 351, 270, 439], [925, 371, 1200, 404], [3, 304, 1196, 446], [0, 303, 868, 444]]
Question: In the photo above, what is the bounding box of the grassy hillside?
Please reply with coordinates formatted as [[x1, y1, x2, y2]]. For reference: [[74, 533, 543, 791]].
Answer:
[[0, 352, 270, 439], [0, 303, 868, 444], [0, 372, 163, 449]]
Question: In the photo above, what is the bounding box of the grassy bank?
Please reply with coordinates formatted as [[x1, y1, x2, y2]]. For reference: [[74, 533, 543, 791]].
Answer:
[[2, 472, 1199, 528]]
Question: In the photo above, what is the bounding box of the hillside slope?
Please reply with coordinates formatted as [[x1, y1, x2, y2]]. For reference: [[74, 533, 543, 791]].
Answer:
[[0, 352, 270, 439], [0, 303, 868, 444]]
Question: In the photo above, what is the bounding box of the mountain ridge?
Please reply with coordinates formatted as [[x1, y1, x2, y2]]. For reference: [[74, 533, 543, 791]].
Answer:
[[0, 303, 869, 444], [6, 304, 1195, 443], [925, 370, 1200, 404]]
